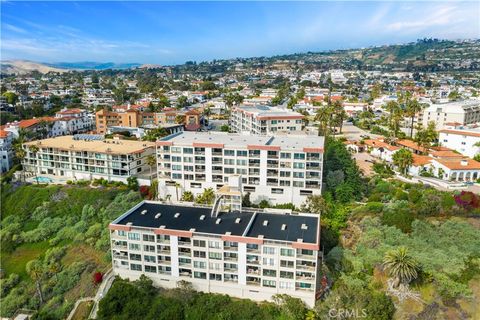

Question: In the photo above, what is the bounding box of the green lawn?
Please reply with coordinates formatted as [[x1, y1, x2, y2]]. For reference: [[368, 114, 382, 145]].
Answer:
[[1, 241, 50, 280]]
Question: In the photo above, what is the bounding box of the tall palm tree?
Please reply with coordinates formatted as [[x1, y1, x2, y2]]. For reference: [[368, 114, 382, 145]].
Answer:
[[26, 260, 44, 304], [385, 101, 403, 139], [405, 99, 423, 138], [175, 182, 181, 202], [15, 148, 27, 182], [28, 144, 40, 184], [383, 247, 419, 287], [314, 104, 333, 137], [145, 154, 156, 183]]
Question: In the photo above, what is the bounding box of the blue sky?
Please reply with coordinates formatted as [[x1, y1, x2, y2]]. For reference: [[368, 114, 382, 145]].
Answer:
[[1, 1, 479, 65]]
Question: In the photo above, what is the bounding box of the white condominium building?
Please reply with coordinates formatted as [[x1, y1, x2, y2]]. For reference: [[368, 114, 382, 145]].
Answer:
[[422, 100, 480, 130], [22, 135, 155, 184], [156, 132, 324, 205], [109, 201, 321, 307], [230, 105, 304, 135], [439, 125, 480, 158]]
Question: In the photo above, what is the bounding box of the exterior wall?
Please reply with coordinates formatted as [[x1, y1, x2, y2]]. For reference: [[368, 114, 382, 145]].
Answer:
[[0, 134, 14, 173], [22, 145, 155, 183], [431, 161, 480, 181], [422, 103, 480, 130], [156, 144, 323, 205], [230, 108, 304, 135], [110, 226, 319, 307], [439, 132, 480, 158]]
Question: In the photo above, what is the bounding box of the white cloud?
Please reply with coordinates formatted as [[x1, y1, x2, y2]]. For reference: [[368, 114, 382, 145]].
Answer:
[[2, 23, 27, 34]]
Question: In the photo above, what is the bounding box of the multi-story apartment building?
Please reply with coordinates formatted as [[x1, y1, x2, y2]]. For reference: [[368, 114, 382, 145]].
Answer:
[[439, 125, 480, 158], [22, 135, 155, 184], [96, 107, 201, 134], [109, 200, 321, 307], [230, 105, 304, 135], [0, 129, 14, 173], [422, 100, 480, 130], [156, 132, 323, 205]]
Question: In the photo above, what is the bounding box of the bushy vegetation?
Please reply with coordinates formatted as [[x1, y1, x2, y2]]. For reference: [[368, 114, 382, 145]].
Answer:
[[97, 276, 309, 320], [0, 184, 141, 318]]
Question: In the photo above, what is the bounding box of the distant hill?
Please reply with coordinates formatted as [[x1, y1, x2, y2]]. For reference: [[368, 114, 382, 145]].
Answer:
[[0, 60, 68, 74], [47, 61, 141, 70], [0, 60, 142, 74]]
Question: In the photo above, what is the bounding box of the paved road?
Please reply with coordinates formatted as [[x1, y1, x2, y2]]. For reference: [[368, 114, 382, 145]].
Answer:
[[89, 269, 115, 319], [341, 122, 381, 141]]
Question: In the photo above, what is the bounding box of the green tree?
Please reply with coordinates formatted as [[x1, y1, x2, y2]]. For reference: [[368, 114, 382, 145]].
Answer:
[[385, 101, 403, 138], [127, 176, 139, 191], [414, 121, 438, 152], [392, 148, 413, 175], [2, 91, 18, 105], [405, 99, 424, 138], [180, 190, 194, 202], [145, 154, 156, 183], [28, 145, 40, 185], [26, 260, 44, 304], [383, 247, 419, 287]]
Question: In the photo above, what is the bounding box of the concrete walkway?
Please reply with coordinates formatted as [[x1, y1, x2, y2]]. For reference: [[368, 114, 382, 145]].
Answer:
[[66, 269, 114, 320]]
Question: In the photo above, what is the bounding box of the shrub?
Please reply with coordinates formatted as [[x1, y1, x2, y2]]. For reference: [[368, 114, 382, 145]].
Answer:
[[381, 200, 415, 233], [93, 272, 103, 285]]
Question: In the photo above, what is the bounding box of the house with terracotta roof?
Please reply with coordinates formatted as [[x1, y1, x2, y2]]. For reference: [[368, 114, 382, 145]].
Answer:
[[363, 139, 400, 162], [396, 139, 427, 155], [407, 154, 434, 176], [430, 158, 480, 182]]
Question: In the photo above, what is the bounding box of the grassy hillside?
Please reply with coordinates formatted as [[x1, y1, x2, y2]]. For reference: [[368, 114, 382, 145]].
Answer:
[[0, 184, 142, 318]]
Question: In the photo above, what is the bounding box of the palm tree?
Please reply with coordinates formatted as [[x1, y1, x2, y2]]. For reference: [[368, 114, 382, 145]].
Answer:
[[145, 154, 156, 183], [383, 247, 419, 287], [385, 100, 403, 138], [174, 182, 181, 202], [405, 99, 423, 138], [15, 148, 27, 182], [28, 144, 40, 184], [392, 148, 413, 176], [26, 260, 44, 304], [314, 104, 333, 137]]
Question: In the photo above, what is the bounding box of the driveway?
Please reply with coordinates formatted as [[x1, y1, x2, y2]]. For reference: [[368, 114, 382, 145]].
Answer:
[[341, 122, 381, 141], [352, 151, 376, 176]]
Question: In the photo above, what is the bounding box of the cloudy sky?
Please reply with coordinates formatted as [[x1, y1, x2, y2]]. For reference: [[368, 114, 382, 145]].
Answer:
[[1, 1, 479, 65]]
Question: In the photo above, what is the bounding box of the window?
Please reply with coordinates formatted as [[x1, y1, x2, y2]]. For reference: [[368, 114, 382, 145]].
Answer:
[[280, 271, 294, 279], [129, 243, 140, 251], [262, 280, 276, 288], [237, 150, 247, 157], [128, 232, 140, 241], [143, 234, 155, 242], [143, 245, 155, 252], [130, 264, 142, 271], [193, 240, 206, 247], [279, 281, 294, 289], [263, 247, 276, 255], [171, 147, 182, 153], [144, 255, 156, 263], [209, 252, 222, 260], [271, 188, 284, 194], [280, 152, 291, 159], [236, 159, 247, 166], [129, 253, 141, 261], [193, 250, 206, 258], [294, 153, 305, 160], [156, 235, 170, 242], [280, 260, 294, 268], [117, 230, 126, 237], [280, 248, 294, 256], [145, 265, 157, 273], [224, 159, 235, 165], [263, 269, 277, 277], [193, 261, 206, 269], [293, 162, 305, 169], [209, 262, 222, 270], [209, 273, 222, 281], [183, 147, 193, 154], [293, 172, 304, 179], [194, 271, 207, 279], [209, 241, 221, 249], [293, 181, 304, 188], [224, 149, 235, 156], [263, 258, 275, 266]]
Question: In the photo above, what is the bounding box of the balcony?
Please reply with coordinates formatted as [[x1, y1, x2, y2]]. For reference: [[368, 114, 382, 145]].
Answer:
[[224, 256, 238, 262], [112, 253, 128, 260], [296, 264, 316, 271], [178, 241, 191, 246]]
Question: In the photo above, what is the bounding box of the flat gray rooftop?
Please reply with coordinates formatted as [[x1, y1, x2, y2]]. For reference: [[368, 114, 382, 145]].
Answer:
[[160, 131, 324, 151], [113, 201, 319, 244]]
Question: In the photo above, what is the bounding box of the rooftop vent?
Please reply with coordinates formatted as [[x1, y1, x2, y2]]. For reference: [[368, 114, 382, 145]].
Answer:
[[301, 223, 308, 230], [126, 222, 132, 226], [200, 215, 206, 220], [281, 224, 287, 231], [263, 220, 269, 226], [235, 218, 241, 224], [141, 210, 147, 215], [189, 228, 196, 232], [155, 213, 161, 219], [215, 218, 221, 224], [174, 213, 180, 218]]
